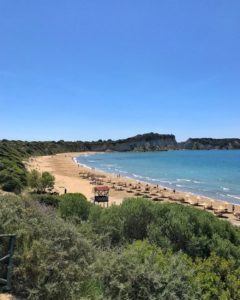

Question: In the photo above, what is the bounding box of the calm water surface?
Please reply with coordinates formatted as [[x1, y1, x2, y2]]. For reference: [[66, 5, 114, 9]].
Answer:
[[76, 150, 240, 204]]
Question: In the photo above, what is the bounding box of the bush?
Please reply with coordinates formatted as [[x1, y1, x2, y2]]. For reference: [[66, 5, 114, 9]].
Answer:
[[0, 144, 28, 193], [121, 198, 155, 240], [32, 193, 61, 207], [1, 175, 24, 194], [147, 202, 240, 259], [59, 193, 91, 221], [92, 240, 240, 299], [90, 198, 240, 262], [28, 169, 41, 190], [0, 195, 97, 299], [41, 171, 55, 192], [95, 240, 199, 299], [28, 170, 55, 193], [193, 254, 240, 299], [89, 204, 124, 245], [1, 195, 240, 299]]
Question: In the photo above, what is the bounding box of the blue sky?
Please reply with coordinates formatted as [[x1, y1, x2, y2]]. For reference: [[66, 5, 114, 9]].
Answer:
[[0, 0, 239, 142]]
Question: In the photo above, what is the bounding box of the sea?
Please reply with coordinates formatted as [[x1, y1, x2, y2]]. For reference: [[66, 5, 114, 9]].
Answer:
[[76, 150, 240, 204]]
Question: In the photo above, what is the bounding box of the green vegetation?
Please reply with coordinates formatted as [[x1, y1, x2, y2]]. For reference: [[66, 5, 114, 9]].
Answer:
[[59, 193, 91, 221], [0, 139, 86, 193], [28, 170, 55, 193], [1, 194, 240, 299], [0, 142, 28, 193]]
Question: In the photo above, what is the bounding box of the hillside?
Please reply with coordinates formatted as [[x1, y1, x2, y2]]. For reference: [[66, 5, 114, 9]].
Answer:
[[180, 138, 240, 150]]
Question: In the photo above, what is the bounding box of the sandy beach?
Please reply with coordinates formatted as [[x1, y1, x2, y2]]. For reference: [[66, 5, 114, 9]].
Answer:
[[26, 152, 240, 226]]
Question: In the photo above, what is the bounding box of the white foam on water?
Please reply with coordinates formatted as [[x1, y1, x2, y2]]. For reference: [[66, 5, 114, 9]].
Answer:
[[221, 187, 230, 191], [132, 173, 144, 179], [193, 180, 203, 184], [149, 178, 161, 182], [177, 178, 191, 182], [120, 170, 128, 174], [227, 194, 240, 200], [160, 180, 173, 185]]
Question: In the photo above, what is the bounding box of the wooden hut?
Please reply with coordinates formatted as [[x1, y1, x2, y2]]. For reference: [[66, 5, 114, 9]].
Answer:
[[93, 186, 109, 207]]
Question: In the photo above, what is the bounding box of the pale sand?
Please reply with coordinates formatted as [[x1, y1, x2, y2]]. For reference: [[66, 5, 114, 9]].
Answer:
[[26, 152, 240, 226], [0, 295, 17, 300]]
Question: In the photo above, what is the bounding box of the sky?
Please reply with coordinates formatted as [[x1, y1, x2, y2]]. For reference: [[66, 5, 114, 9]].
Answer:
[[0, 0, 240, 142]]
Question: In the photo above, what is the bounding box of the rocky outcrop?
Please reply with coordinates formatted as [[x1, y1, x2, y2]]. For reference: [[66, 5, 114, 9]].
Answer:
[[180, 138, 240, 150], [86, 133, 178, 151]]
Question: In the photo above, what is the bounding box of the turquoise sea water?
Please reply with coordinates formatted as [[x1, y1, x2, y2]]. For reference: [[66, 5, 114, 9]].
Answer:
[[76, 150, 240, 204]]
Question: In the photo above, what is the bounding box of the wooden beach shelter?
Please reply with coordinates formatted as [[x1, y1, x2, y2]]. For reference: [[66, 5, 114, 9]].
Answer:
[[93, 186, 109, 207]]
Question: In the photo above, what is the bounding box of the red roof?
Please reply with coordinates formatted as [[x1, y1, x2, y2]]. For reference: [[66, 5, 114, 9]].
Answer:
[[94, 186, 110, 191]]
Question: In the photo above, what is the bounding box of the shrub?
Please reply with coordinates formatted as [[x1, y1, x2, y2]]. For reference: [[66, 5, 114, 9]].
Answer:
[[147, 202, 240, 259], [120, 198, 154, 240], [59, 193, 91, 221], [90, 198, 240, 262], [32, 193, 61, 207], [28, 170, 55, 193], [0, 195, 97, 299], [1, 195, 240, 299], [1, 175, 24, 194], [41, 171, 55, 192], [0, 145, 28, 193], [193, 254, 240, 299], [89, 204, 124, 245], [28, 169, 41, 190], [95, 240, 199, 299]]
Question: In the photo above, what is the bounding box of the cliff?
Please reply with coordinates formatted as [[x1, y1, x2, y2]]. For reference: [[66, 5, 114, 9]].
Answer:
[[86, 133, 177, 151], [180, 138, 240, 150]]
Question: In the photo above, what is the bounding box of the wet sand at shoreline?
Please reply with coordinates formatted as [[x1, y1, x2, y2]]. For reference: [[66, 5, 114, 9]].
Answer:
[[26, 152, 240, 226]]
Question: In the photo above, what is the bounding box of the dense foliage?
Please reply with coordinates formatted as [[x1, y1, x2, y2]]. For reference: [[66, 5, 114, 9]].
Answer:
[[0, 139, 87, 193], [28, 170, 55, 193], [0, 195, 95, 299], [59, 193, 91, 221], [0, 142, 28, 193], [1, 194, 240, 299]]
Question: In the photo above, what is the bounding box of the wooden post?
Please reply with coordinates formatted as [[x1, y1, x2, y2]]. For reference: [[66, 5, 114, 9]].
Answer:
[[0, 234, 16, 292]]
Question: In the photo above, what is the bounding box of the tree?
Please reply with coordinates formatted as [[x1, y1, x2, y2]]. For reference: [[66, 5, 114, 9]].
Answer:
[[28, 169, 41, 190], [59, 193, 91, 221], [28, 170, 55, 193], [40, 171, 55, 193]]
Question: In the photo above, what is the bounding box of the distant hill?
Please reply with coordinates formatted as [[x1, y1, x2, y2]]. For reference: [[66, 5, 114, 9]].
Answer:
[[180, 138, 240, 150], [86, 133, 177, 151], [0, 132, 178, 155]]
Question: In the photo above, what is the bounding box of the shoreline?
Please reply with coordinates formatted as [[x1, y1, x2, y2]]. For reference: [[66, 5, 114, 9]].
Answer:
[[26, 152, 240, 226], [75, 151, 240, 205]]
